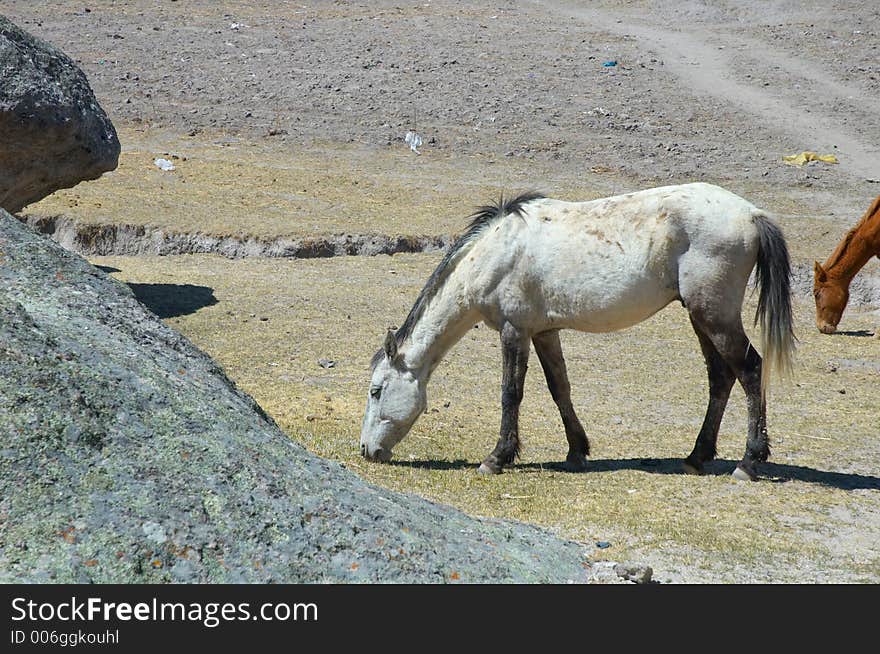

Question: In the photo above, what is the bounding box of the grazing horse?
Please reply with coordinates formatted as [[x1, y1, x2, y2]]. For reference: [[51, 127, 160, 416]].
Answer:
[[813, 195, 880, 334], [360, 183, 795, 481]]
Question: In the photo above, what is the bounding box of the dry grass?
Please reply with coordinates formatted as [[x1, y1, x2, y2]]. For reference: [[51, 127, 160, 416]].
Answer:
[[26, 127, 860, 260], [91, 250, 880, 582], [49, 127, 879, 582], [25, 127, 628, 239]]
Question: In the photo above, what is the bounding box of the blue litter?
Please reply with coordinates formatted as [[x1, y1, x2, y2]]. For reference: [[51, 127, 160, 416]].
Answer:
[[595, 541, 612, 549], [602, 60, 617, 67]]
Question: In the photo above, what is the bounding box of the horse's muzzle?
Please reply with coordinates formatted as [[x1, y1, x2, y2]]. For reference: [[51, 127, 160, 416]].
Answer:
[[361, 444, 392, 463]]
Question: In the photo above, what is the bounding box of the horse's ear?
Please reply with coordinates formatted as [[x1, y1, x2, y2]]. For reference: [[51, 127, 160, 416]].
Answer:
[[814, 261, 828, 283], [383, 330, 398, 361]]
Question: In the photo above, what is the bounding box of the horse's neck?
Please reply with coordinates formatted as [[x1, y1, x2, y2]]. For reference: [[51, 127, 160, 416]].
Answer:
[[403, 274, 478, 380], [825, 208, 880, 284]]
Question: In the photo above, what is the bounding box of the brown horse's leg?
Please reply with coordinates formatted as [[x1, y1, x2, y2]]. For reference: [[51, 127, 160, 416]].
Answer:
[[532, 330, 589, 472], [684, 318, 736, 475], [690, 312, 768, 481], [479, 322, 530, 474]]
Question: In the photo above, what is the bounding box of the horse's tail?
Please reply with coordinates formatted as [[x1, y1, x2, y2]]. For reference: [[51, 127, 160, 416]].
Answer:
[[752, 212, 796, 394]]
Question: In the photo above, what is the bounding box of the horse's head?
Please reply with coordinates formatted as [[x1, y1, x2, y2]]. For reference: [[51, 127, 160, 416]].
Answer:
[[813, 261, 848, 334], [360, 330, 427, 463]]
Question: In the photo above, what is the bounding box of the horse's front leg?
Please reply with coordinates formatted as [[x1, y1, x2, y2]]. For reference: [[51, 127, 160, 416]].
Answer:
[[479, 322, 530, 474], [532, 330, 589, 472]]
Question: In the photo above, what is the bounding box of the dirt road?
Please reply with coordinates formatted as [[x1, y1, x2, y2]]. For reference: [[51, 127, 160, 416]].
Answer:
[[6, 1, 878, 197]]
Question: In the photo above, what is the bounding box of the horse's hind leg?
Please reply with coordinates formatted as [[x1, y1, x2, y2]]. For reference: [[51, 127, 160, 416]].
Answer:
[[532, 330, 589, 472], [689, 311, 768, 481], [684, 318, 736, 475], [730, 342, 768, 482], [479, 322, 530, 475]]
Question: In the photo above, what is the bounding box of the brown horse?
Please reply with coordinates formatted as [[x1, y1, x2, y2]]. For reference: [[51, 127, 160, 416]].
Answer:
[[813, 195, 880, 333]]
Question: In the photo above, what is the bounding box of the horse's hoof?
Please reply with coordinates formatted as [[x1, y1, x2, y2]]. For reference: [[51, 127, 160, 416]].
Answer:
[[563, 455, 588, 472], [682, 460, 704, 476], [478, 462, 501, 475], [732, 466, 757, 482]]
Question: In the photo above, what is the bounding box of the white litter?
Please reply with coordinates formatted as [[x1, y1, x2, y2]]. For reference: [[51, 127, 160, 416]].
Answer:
[[153, 157, 175, 171], [404, 131, 423, 154]]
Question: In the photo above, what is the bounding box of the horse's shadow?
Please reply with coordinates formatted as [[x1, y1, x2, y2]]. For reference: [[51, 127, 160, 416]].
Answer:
[[831, 329, 875, 337], [391, 457, 880, 491]]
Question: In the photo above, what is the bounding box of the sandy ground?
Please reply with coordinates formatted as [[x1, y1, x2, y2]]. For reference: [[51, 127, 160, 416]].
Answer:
[[4, 1, 879, 582]]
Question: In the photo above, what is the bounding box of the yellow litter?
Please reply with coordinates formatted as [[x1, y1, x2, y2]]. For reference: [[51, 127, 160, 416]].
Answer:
[[782, 151, 839, 166]]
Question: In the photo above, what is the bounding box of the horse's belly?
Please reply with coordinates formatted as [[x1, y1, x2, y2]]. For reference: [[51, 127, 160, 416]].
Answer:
[[542, 276, 678, 332]]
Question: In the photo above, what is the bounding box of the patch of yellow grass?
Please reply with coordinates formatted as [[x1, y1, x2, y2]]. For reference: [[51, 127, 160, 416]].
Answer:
[[26, 128, 858, 287], [68, 126, 879, 580], [26, 127, 624, 239]]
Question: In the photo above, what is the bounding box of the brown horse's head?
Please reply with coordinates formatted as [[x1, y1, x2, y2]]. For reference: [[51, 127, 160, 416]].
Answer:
[[813, 261, 848, 334]]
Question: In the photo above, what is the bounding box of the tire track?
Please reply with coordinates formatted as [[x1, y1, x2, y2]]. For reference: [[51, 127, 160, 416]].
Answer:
[[541, 0, 880, 181]]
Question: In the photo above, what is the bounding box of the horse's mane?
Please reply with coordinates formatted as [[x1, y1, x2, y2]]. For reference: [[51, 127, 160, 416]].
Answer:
[[823, 195, 880, 270], [371, 191, 545, 368]]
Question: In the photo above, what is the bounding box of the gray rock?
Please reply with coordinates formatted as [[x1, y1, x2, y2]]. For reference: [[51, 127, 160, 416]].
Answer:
[[0, 16, 120, 213], [0, 211, 651, 583], [141, 522, 167, 544], [613, 562, 654, 584]]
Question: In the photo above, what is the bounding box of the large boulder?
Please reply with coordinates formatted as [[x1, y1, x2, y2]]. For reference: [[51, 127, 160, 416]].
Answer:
[[0, 211, 645, 583], [0, 16, 119, 214]]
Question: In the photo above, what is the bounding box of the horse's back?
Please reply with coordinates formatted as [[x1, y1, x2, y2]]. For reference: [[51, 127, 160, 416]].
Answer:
[[528, 182, 762, 273], [571, 182, 759, 229], [464, 183, 765, 333]]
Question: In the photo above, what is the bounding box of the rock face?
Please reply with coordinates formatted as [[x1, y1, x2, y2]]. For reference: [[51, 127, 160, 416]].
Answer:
[[0, 212, 646, 583], [0, 16, 120, 214]]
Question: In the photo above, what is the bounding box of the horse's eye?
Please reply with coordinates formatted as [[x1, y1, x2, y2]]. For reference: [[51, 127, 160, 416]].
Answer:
[[370, 387, 382, 399]]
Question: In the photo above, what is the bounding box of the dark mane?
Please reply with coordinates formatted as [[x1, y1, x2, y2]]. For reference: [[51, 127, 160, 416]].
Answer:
[[371, 191, 545, 368]]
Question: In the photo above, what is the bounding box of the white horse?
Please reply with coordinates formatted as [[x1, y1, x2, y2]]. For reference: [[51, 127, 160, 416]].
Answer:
[[360, 183, 795, 481]]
